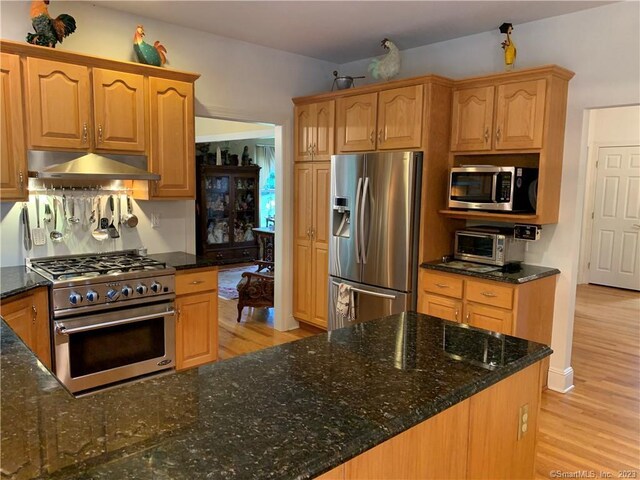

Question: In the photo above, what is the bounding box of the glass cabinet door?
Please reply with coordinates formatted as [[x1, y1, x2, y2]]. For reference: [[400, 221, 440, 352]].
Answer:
[[204, 175, 230, 246], [234, 176, 257, 243]]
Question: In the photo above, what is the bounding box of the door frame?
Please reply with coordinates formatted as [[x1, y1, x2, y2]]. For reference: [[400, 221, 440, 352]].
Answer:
[[194, 103, 298, 332]]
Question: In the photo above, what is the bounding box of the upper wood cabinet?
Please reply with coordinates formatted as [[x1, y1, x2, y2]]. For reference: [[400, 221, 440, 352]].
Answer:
[[26, 57, 91, 150], [451, 78, 547, 152], [92, 68, 146, 152], [336, 85, 423, 152], [294, 100, 334, 161], [0, 52, 27, 201], [148, 77, 195, 199]]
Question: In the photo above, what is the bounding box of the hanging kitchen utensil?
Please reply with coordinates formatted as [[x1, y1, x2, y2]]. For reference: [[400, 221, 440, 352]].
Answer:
[[82, 197, 91, 231], [123, 195, 139, 228], [92, 197, 109, 242], [43, 199, 52, 225], [68, 196, 80, 224], [32, 196, 47, 246], [89, 196, 96, 225], [22, 203, 33, 251], [50, 197, 64, 243], [108, 195, 119, 238]]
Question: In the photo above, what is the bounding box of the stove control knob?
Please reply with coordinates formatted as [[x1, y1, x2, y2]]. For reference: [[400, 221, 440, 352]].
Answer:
[[150, 282, 162, 293], [122, 285, 133, 297], [86, 290, 99, 302], [136, 284, 148, 295], [69, 292, 83, 305], [106, 289, 120, 301]]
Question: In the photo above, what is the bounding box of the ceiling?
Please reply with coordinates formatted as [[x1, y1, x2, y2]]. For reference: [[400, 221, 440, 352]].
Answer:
[[98, 1, 612, 64]]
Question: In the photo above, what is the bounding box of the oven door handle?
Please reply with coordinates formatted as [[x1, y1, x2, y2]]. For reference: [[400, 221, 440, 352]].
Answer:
[[491, 173, 498, 203], [55, 310, 176, 335]]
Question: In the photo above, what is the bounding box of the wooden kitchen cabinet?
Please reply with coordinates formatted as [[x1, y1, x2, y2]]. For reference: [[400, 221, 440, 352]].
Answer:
[[0, 287, 51, 368], [92, 68, 146, 152], [175, 267, 218, 370], [295, 100, 334, 161], [147, 77, 195, 199], [26, 57, 91, 150], [420, 293, 462, 323], [336, 85, 423, 152], [293, 162, 330, 328], [0, 52, 27, 201], [450, 85, 494, 152]]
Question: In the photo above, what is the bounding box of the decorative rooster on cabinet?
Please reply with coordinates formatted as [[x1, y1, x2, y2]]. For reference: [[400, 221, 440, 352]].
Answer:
[[368, 38, 401, 81], [133, 25, 167, 67], [26, 0, 76, 48]]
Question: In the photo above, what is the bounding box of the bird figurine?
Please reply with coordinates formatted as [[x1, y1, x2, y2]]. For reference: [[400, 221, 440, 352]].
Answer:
[[26, 0, 76, 48], [499, 23, 517, 71], [368, 38, 401, 81], [133, 25, 167, 67]]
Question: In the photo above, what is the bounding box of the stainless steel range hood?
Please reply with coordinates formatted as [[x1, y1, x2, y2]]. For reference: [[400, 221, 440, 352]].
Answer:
[[28, 151, 160, 181]]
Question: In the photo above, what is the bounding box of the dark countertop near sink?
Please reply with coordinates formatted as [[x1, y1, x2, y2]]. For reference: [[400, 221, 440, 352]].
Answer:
[[0, 265, 51, 300], [147, 251, 223, 270], [0, 312, 551, 479], [421, 260, 560, 284]]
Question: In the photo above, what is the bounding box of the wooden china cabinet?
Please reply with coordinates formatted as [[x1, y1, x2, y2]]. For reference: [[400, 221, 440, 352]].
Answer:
[[196, 165, 261, 264]]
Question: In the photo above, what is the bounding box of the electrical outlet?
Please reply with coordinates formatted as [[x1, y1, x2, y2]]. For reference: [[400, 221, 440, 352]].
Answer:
[[151, 213, 160, 228], [518, 403, 529, 440]]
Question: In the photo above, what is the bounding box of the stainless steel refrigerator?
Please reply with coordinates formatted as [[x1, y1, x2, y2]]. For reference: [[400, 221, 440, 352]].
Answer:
[[328, 151, 423, 330]]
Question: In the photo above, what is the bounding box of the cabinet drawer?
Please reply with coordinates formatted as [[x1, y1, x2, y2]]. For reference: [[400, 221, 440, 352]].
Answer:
[[465, 280, 513, 309], [465, 303, 513, 335], [422, 271, 463, 299], [176, 268, 218, 296]]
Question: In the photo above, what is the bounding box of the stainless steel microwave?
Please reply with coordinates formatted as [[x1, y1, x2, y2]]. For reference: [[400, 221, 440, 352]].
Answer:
[[448, 166, 538, 212], [454, 227, 525, 266]]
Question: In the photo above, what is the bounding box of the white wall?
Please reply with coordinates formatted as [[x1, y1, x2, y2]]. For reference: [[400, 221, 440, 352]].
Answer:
[[0, 1, 335, 269], [578, 105, 640, 283], [340, 1, 640, 392]]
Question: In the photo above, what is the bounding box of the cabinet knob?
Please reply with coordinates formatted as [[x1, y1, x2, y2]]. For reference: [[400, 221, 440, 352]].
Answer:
[[484, 127, 490, 143], [496, 127, 501, 142], [378, 129, 383, 144], [465, 312, 470, 322], [32, 305, 37, 324], [370, 130, 375, 145], [455, 310, 459, 321], [97, 124, 104, 144], [18, 171, 24, 193], [176, 308, 181, 323], [82, 122, 88, 144]]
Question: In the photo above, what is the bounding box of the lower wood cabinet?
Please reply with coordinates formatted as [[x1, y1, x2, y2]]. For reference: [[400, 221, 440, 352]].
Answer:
[[175, 267, 218, 370], [314, 362, 543, 479], [0, 287, 51, 368]]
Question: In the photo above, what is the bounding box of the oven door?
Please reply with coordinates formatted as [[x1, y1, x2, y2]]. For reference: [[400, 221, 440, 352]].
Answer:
[[53, 302, 175, 393], [454, 232, 499, 265]]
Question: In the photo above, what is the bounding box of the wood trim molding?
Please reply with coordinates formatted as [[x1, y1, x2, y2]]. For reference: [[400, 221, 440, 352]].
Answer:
[[0, 39, 200, 83]]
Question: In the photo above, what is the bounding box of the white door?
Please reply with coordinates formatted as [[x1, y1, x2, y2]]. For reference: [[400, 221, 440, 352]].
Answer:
[[589, 146, 640, 290]]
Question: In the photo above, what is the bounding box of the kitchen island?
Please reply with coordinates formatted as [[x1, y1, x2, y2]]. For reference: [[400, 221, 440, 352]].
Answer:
[[1, 312, 550, 479]]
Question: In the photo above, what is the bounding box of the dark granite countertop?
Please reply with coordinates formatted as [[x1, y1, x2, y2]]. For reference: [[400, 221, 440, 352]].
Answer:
[[0, 312, 550, 479], [147, 251, 222, 270], [0, 265, 51, 300], [421, 260, 560, 284]]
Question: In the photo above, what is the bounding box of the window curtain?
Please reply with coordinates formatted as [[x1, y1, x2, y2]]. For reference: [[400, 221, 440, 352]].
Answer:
[[255, 145, 276, 227]]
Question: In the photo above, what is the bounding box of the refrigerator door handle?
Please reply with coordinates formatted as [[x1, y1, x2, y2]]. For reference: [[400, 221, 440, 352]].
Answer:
[[354, 177, 363, 263], [360, 177, 370, 264], [331, 282, 397, 300]]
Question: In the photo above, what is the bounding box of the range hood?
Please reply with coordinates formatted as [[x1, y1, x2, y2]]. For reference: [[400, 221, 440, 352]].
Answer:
[[28, 151, 160, 181]]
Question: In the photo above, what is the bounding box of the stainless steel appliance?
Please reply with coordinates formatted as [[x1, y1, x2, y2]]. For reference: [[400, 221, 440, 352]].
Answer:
[[328, 151, 422, 330], [448, 166, 538, 212], [28, 250, 176, 394], [454, 226, 525, 266]]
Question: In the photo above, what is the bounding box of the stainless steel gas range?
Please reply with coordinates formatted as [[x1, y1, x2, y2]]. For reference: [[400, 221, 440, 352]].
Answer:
[[28, 250, 176, 394]]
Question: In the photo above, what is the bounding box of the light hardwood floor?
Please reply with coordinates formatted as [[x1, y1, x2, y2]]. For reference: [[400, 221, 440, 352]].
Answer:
[[535, 284, 640, 478], [217, 283, 640, 477]]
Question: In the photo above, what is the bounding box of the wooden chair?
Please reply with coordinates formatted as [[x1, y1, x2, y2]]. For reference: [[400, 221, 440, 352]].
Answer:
[[236, 261, 274, 322]]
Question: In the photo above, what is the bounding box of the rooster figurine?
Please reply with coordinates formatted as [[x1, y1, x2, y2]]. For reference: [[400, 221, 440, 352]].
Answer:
[[368, 38, 401, 81], [26, 0, 76, 48], [133, 25, 167, 67]]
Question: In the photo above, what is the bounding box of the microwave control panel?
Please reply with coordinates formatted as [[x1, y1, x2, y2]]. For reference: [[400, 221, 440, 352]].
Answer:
[[496, 173, 512, 202]]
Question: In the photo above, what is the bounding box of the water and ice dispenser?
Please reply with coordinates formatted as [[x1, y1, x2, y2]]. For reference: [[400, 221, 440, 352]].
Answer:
[[332, 196, 350, 237]]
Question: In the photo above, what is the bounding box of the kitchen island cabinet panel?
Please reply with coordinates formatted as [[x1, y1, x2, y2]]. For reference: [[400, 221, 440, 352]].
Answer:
[[0, 52, 27, 201]]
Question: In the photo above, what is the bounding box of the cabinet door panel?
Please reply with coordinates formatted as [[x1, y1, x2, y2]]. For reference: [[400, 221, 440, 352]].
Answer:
[[26, 57, 90, 149], [0, 53, 27, 201], [294, 164, 313, 242], [149, 77, 194, 198], [311, 245, 329, 327], [313, 100, 335, 161], [495, 79, 546, 150], [294, 104, 313, 161], [312, 163, 331, 247], [419, 293, 462, 323], [465, 302, 513, 335], [377, 85, 423, 150], [293, 240, 312, 321], [336, 93, 377, 152], [176, 291, 218, 370], [450, 86, 494, 152], [93, 68, 145, 152]]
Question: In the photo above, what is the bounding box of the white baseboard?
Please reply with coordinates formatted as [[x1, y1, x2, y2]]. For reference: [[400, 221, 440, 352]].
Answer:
[[547, 366, 575, 393]]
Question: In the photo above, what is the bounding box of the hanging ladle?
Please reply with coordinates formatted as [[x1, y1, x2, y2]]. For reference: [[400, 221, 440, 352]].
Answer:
[[92, 197, 109, 242], [50, 197, 64, 243]]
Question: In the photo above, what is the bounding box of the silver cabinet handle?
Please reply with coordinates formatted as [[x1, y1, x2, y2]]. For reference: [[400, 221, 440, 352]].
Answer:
[[32, 305, 37, 324], [455, 310, 459, 321], [378, 129, 383, 144], [190, 280, 204, 285], [312, 143, 317, 155], [465, 312, 470, 322], [481, 291, 497, 298], [369, 130, 375, 145], [496, 127, 501, 142], [82, 122, 88, 143], [97, 124, 103, 144], [484, 127, 490, 143], [18, 170, 24, 193], [435, 283, 449, 288], [176, 308, 181, 323]]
